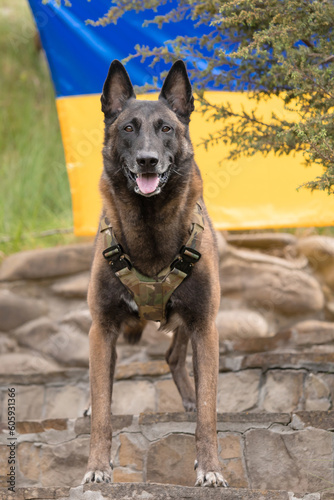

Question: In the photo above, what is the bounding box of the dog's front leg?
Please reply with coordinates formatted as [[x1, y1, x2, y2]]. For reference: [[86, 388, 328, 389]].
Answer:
[[83, 321, 117, 484], [191, 322, 228, 488]]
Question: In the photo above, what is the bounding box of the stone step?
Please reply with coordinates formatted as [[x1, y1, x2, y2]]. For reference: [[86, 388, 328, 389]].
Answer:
[[3, 483, 321, 500], [1, 347, 334, 421], [1, 411, 333, 496]]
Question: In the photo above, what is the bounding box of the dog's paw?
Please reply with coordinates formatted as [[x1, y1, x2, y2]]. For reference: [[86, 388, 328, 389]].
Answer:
[[82, 464, 112, 484], [194, 462, 228, 488], [183, 399, 196, 412]]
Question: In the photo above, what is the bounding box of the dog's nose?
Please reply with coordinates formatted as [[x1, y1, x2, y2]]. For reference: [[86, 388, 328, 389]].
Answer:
[[136, 154, 159, 170]]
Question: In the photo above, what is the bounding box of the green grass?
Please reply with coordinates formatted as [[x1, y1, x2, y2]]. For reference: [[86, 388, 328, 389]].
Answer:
[[0, 0, 77, 257]]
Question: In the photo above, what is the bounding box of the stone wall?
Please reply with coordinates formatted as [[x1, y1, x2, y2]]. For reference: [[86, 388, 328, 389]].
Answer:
[[0, 232, 334, 373], [1, 484, 314, 500], [1, 352, 334, 422], [1, 231, 334, 497], [1, 411, 333, 496]]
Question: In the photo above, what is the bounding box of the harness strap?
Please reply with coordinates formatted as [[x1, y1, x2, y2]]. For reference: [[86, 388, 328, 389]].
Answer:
[[101, 202, 205, 321]]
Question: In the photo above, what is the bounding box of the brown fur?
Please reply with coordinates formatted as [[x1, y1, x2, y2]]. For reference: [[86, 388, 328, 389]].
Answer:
[[84, 60, 227, 487]]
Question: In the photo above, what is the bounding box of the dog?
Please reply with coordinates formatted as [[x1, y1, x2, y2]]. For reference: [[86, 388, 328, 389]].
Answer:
[[83, 59, 227, 488]]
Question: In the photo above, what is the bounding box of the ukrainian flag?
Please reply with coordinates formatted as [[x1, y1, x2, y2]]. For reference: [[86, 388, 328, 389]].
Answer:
[[28, 0, 334, 235]]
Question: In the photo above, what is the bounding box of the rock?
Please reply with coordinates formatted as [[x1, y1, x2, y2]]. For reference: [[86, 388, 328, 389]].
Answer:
[[112, 380, 156, 414], [74, 415, 133, 436], [116, 344, 149, 364], [115, 360, 170, 380], [0, 290, 47, 331], [61, 309, 91, 333], [14, 317, 58, 348], [141, 321, 170, 345], [220, 248, 324, 317], [319, 374, 334, 409], [315, 264, 334, 291], [0, 445, 8, 488], [304, 374, 330, 411], [325, 301, 334, 320], [0, 352, 59, 376], [292, 411, 334, 431], [139, 412, 197, 426], [155, 379, 185, 412], [113, 469, 143, 482], [261, 370, 304, 412], [44, 385, 88, 419], [296, 235, 334, 263], [12, 322, 89, 367], [293, 319, 334, 346], [225, 245, 307, 269], [0, 367, 88, 387], [0, 333, 17, 354], [147, 339, 172, 358], [17, 443, 40, 482], [229, 329, 292, 354], [0, 243, 93, 281], [38, 326, 89, 367], [217, 370, 260, 412], [2, 484, 292, 500], [296, 236, 334, 289], [239, 351, 334, 373], [218, 433, 249, 488], [51, 272, 90, 298], [39, 437, 89, 487], [220, 459, 249, 488], [227, 232, 297, 249], [219, 433, 243, 460], [146, 433, 197, 486], [216, 231, 228, 257], [9, 385, 45, 421], [119, 433, 147, 470], [245, 428, 333, 494], [216, 310, 269, 340], [16, 419, 68, 434]]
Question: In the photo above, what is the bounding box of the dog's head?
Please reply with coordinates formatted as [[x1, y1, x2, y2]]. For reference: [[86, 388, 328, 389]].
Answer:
[[101, 60, 195, 198]]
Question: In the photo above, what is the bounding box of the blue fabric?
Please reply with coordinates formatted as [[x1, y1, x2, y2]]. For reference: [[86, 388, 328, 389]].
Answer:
[[27, 0, 221, 97]]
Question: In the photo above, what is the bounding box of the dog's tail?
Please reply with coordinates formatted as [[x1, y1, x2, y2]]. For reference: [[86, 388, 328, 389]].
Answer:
[[122, 319, 146, 344]]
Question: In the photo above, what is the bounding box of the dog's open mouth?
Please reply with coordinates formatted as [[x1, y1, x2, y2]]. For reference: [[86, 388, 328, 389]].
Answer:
[[136, 173, 160, 195], [127, 170, 170, 197]]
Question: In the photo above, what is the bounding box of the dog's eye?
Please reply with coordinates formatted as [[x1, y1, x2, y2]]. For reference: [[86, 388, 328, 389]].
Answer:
[[124, 125, 133, 132], [162, 125, 171, 133]]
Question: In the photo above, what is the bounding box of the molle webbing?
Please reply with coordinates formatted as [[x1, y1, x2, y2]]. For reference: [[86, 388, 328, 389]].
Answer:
[[101, 203, 205, 322]]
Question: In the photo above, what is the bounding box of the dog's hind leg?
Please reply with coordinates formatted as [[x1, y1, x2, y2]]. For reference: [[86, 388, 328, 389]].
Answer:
[[165, 326, 196, 412], [83, 321, 117, 484]]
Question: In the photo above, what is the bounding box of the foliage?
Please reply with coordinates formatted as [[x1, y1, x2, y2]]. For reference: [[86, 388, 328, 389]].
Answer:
[[0, 0, 75, 256], [87, 0, 334, 193]]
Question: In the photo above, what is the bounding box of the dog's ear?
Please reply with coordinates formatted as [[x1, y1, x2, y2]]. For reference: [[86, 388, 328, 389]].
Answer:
[[101, 60, 136, 119], [159, 60, 194, 123]]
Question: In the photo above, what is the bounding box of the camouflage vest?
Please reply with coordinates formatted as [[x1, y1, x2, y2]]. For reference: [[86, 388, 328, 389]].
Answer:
[[100, 202, 205, 322]]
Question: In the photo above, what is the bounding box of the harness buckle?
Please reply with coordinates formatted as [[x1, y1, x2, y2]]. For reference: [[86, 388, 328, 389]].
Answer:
[[103, 244, 122, 260], [171, 246, 201, 274], [103, 244, 132, 270]]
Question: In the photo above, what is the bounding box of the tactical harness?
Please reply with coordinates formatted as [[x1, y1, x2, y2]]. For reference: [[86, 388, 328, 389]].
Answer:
[[101, 202, 205, 322]]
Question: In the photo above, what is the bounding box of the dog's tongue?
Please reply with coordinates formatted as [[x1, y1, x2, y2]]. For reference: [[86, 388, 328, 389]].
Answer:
[[136, 173, 160, 194]]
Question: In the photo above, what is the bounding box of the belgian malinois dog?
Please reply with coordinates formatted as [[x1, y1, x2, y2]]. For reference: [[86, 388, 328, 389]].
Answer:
[[83, 60, 227, 488]]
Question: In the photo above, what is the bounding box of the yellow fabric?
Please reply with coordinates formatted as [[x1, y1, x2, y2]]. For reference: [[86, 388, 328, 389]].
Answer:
[[56, 92, 334, 236]]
